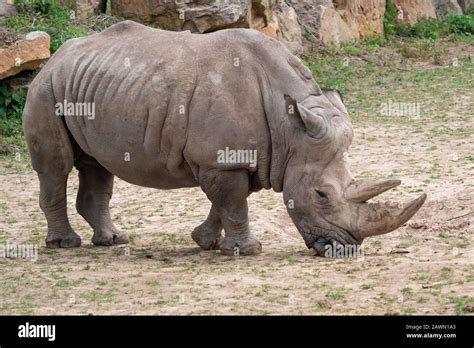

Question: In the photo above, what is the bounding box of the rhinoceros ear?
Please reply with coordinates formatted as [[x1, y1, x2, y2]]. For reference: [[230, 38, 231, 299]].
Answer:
[[322, 88, 347, 114], [284, 95, 329, 140]]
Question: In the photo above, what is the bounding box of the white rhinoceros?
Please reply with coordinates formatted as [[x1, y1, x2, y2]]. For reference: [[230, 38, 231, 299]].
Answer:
[[23, 21, 426, 256]]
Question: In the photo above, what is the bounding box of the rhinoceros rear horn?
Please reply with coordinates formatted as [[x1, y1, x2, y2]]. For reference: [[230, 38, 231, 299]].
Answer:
[[357, 193, 427, 238]]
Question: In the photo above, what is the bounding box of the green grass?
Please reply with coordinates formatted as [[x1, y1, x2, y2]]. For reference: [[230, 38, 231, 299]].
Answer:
[[449, 296, 474, 315], [384, 0, 474, 40], [325, 287, 347, 301], [301, 56, 355, 95], [1, 0, 88, 53]]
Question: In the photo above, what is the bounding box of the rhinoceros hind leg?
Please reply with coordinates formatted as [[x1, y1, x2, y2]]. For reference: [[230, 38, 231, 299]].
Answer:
[[200, 169, 261, 256], [39, 173, 82, 248], [75, 155, 129, 246], [192, 205, 223, 250]]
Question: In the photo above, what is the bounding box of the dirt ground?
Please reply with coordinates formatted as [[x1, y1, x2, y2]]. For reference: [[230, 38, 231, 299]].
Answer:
[[0, 40, 472, 315]]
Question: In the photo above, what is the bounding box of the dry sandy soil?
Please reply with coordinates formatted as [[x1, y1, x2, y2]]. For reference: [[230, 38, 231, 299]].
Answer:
[[0, 40, 472, 315]]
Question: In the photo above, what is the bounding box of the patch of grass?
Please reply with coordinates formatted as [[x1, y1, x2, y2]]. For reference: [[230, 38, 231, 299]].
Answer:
[[401, 307, 417, 315], [1, 0, 88, 53], [301, 56, 354, 95], [167, 233, 187, 245], [0, 82, 27, 154], [145, 279, 160, 287], [341, 43, 362, 56], [438, 232, 450, 239], [325, 287, 347, 301], [449, 296, 474, 315], [417, 297, 428, 304], [360, 283, 374, 290]]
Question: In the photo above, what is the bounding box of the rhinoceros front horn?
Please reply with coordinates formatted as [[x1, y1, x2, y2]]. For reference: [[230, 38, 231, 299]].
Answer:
[[357, 193, 427, 238], [345, 179, 402, 203]]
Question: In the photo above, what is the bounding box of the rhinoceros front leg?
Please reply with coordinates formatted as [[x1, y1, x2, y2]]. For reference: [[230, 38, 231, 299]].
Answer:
[[75, 155, 129, 246], [191, 205, 223, 250], [199, 169, 262, 256]]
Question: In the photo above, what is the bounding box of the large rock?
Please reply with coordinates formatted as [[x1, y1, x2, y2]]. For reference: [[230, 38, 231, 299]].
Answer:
[[318, 6, 355, 46], [111, 0, 302, 52], [433, 0, 463, 18], [249, 0, 302, 53], [292, 1, 354, 46], [458, 0, 474, 12], [0, 0, 17, 17], [273, 1, 303, 53], [111, 0, 248, 33], [392, 0, 437, 23], [58, 0, 101, 19], [333, 0, 386, 39], [0, 30, 50, 80], [250, 0, 279, 37]]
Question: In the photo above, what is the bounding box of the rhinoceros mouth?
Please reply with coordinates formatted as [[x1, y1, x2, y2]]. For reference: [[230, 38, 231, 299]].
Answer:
[[301, 223, 360, 253]]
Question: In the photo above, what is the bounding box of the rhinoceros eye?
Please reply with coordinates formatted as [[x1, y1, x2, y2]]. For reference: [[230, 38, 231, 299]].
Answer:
[[315, 189, 328, 201]]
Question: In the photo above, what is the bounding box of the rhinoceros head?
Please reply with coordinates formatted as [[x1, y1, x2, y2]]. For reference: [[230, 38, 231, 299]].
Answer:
[[282, 89, 426, 256]]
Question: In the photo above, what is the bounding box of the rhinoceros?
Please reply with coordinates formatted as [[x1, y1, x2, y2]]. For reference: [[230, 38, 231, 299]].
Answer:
[[23, 21, 426, 256]]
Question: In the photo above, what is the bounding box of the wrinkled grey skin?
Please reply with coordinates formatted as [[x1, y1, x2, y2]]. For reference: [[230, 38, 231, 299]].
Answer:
[[23, 21, 426, 256]]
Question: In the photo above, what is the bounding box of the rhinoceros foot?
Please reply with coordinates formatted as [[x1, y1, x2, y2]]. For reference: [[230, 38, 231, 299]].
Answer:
[[192, 223, 223, 250], [220, 234, 262, 256], [46, 229, 82, 248], [91, 228, 129, 246]]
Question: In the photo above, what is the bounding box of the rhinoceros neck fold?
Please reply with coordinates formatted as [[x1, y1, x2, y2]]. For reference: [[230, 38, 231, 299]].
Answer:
[[255, 63, 291, 193]]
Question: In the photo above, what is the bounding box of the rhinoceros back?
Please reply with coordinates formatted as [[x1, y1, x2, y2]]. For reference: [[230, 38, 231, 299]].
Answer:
[[33, 21, 205, 188]]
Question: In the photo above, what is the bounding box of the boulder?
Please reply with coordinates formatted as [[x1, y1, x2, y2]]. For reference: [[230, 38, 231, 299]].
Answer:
[[58, 0, 101, 19], [333, 0, 386, 39], [111, 0, 248, 33], [111, 0, 301, 51], [292, 1, 354, 46], [318, 6, 355, 46], [392, 0, 437, 24], [433, 0, 463, 18], [458, 0, 474, 12], [273, 1, 303, 53], [0, 0, 17, 17], [0, 30, 51, 80], [248, 0, 302, 53], [250, 0, 279, 37]]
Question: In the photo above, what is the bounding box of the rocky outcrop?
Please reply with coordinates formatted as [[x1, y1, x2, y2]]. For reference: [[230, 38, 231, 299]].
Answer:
[[434, 0, 463, 18], [458, 0, 474, 12], [249, 0, 303, 52], [111, 0, 248, 33], [392, 0, 437, 23], [333, 0, 386, 39], [272, 2, 303, 53], [0, 30, 50, 80], [292, 1, 354, 46], [392, 0, 466, 23], [0, 0, 17, 17], [318, 6, 355, 46], [110, 0, 303, 51], [58, 0, 102, 19]]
